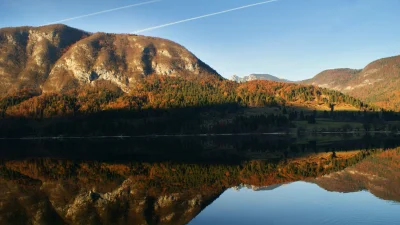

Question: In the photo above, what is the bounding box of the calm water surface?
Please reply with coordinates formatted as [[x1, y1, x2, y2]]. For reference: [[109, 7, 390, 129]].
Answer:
[[190, 182, 400, 225], [0, 135, 399, 224]]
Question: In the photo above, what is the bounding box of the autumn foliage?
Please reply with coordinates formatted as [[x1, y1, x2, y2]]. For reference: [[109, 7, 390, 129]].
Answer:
[[0, 75, 374, 119]]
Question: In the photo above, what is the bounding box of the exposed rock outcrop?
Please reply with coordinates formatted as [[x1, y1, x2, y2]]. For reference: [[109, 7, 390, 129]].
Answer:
[[0, 24, 220, 95], [0, 24, 88, 95]]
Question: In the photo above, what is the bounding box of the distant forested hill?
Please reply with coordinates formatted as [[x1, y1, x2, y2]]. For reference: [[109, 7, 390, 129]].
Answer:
[[302, 55, 400, 110]]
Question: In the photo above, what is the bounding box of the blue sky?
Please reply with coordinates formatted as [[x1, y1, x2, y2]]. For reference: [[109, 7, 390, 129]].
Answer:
[[1, 0, 399, 80]]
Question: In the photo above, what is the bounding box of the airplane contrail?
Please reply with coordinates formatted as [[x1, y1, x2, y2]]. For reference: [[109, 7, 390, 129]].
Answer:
[[132, 0, 278, 34], [43, 0, 161, 26]]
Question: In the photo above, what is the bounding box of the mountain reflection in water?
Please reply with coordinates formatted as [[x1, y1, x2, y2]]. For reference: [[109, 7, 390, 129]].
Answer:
[[0, 135, 399, 225], [190, 182, 400, 225]]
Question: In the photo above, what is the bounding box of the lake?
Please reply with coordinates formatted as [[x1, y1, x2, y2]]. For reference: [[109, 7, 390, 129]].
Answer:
[[190, 182, 400, 225], [0, 134, 399, 224]]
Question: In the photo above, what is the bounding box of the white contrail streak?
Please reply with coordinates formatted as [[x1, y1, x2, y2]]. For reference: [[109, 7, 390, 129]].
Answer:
[[132, 0, 278, 34], [43, 0, 161, 26]]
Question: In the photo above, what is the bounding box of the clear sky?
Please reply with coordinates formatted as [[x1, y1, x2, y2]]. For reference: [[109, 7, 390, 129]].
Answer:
[[1, 0, 399, 80]]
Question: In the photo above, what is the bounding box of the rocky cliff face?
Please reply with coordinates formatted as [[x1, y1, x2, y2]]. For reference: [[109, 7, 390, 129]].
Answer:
[[0, 24, 220, 95], [0, 24, 88, 95]]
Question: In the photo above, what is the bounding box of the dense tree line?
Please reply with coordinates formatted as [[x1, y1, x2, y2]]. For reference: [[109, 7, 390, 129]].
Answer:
[[0, 76, 375, 119], [0, 75, 398, 136]]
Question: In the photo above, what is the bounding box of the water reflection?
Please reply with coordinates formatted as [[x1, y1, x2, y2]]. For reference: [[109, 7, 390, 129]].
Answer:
[[189, 182, 400, 225], [1, 134, 399, 162], [311, 149, 400, 202], [0, 135, 399, 224]]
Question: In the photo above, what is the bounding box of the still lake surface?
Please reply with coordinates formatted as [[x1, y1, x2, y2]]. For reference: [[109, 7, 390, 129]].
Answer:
[[190, 182, 400, 225], [0, 134, 399, 224]]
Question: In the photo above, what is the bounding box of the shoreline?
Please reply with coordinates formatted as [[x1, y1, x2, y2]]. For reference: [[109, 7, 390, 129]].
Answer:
[[0, 131, 398, 140]]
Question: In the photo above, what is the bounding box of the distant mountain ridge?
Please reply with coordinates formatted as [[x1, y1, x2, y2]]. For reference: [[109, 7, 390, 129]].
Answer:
[[0, 24, 220, 96], [301, 68, 360, 90], [302, 55, 400, 110], [230, 74, 290, 83]]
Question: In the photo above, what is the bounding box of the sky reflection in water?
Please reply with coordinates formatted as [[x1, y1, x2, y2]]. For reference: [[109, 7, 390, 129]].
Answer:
[[189, 181, 400, 225]]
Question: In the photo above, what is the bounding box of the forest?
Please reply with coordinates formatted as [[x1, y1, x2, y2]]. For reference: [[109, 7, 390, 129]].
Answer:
[[0, 75, 399, 137]]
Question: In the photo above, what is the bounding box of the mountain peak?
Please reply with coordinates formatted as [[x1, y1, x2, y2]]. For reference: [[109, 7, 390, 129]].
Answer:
[[0, 24, 220, 95]]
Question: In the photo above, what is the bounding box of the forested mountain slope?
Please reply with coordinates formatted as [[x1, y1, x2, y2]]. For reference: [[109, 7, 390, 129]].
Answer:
[[303, 55, 400, 110], [0, 76, 373, 119]]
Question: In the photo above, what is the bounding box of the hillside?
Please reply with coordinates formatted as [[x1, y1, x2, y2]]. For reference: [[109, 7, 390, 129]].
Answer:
[[0, 76, 371, 119], [0, 74, 380, 137], [0, 24, 377, 115], [301, 69, 360, 91], [302, 55, 400, 110], [0, 24, 386, 137], [231, 74, 290, 83], [0, 24, 220, 95]]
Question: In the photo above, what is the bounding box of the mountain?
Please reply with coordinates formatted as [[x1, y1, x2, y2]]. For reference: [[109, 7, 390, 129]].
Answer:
[[0, 24, 220, 95], [301, 69, 360, 90], [230, 74, 290, 83], [302, 55, 400, 110], [0, 24, 377, 126]]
